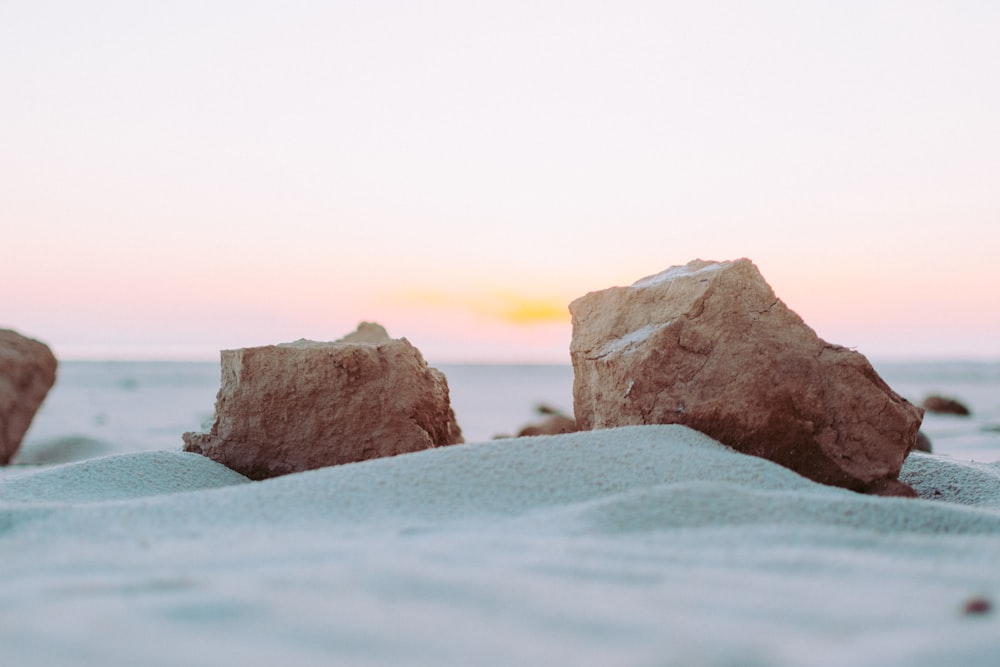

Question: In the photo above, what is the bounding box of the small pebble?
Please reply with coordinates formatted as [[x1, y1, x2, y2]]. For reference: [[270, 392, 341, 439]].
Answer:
[[963, 597, 993, 616]]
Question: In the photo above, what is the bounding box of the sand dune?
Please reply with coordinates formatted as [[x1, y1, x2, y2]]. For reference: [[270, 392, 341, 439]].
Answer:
[[2, 425, 999, 666]]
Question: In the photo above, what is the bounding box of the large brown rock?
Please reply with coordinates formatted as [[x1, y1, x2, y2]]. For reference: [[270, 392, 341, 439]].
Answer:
[[183, 322, 463, 479], [1, 329, 58, 464], [570, 259, 924, 494]]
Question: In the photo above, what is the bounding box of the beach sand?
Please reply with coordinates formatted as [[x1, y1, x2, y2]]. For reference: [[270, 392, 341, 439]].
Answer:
[[2, 425, 999, 666]]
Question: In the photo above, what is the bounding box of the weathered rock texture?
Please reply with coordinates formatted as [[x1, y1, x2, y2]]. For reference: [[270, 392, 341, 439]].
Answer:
[[183, 322, 463, 479], [1, 329, 58, 465], [570, 258, 924, 494]]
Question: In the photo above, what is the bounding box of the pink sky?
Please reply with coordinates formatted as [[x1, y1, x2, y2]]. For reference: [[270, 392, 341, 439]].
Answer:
[[2, 2, 998, 363]]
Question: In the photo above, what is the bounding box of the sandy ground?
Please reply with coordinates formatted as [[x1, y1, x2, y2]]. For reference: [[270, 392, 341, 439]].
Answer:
[[2, 425, 999, 666]]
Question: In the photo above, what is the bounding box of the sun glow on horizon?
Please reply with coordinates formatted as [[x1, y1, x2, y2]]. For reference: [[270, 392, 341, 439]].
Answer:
[[390, 289, 571, 326]]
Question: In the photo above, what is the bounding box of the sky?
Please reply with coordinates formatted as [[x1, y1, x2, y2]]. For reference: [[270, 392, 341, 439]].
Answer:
[[2, 1, 998, 363]]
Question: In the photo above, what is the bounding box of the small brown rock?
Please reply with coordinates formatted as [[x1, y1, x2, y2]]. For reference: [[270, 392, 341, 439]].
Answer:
[[516, 404, 577, 437], [962, 597, 993, 616], [911, 431, 933, 453], [1, 329, 58, 465], [183, 322, 463, 479], [921, 395, 971, 416]]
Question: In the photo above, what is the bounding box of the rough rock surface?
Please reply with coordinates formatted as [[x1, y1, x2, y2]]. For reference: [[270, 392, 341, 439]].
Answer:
[[1, 329, 58, 465], [183, 322, 463, 479], [570, 258, 924, 494], [921, 394, 971, 416]]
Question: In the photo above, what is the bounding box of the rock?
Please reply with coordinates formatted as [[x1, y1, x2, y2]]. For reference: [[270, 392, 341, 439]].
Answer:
[[911, 430, 933, 453], [569, 258, 924, 494], [963, 596, 993, 616], [0, 329, 58, 465], [516, 404, 578, 437], [921, 394, 971, 416], [183, 322, 463, 479]]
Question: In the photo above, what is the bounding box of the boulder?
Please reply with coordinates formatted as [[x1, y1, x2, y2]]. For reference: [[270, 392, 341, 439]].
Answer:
[[921, 394, 971, 416], [1, 329, 58, 464], [570, 258, 924, 494], [183, 322, 463, 479]]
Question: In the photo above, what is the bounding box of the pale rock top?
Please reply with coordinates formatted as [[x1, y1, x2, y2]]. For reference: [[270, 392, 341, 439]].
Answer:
[[591, 259, 731, 359], [595, 322, 672, 359], [276, 322, 392, 349], [631, 260, 728, 290]]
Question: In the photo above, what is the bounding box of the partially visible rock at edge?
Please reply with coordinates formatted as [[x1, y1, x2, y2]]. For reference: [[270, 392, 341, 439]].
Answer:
[[183, 322, 464, 479], [569, 258, 925, 496], [0, 329, 58, 465]]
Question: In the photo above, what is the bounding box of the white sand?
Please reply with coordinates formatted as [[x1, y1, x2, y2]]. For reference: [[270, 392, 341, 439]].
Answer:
[[2, 425, 999, 666]]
